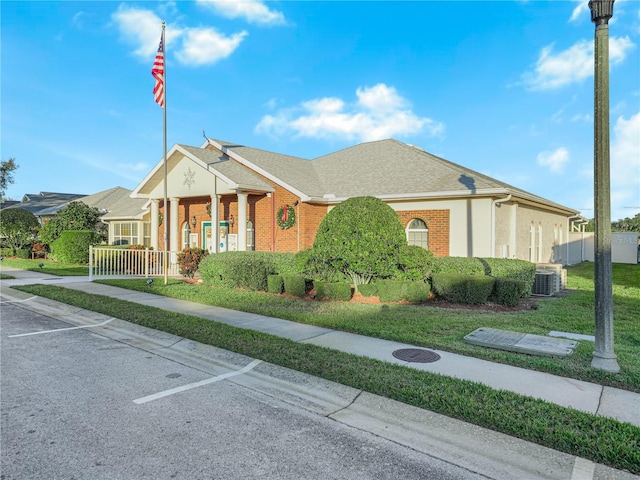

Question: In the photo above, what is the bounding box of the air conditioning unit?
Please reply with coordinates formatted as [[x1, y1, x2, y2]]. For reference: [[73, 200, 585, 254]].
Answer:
[[533, 272, 555, 296]]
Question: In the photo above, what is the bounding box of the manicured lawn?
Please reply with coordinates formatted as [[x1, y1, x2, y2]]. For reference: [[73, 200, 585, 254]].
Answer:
[[94, 262, 640, 393], [12, 283, 640, 474], [0, 257, 89, 276]]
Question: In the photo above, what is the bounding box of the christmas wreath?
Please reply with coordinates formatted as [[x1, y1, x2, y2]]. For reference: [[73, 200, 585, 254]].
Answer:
[[276, 204, 296, 230]]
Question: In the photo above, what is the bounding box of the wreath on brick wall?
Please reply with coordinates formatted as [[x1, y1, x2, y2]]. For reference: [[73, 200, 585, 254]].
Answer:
[[276, 204, 296, 230]]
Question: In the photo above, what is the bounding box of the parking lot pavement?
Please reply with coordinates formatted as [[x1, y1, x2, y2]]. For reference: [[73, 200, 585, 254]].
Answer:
[[1, 286, 638, 479]]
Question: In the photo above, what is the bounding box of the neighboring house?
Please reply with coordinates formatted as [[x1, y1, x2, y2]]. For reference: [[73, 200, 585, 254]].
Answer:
[[1, 188, 150, 247], [130, 138, 582, 265], [1, 192, 87, 223]]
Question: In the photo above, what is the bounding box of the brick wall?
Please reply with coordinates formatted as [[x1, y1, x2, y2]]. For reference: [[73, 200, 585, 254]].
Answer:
[[396, 210, 450, 257]]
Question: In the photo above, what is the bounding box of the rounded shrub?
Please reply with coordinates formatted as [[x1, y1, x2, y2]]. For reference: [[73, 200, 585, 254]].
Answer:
[[0, 208, 38, 254], [267, 275, 284, 294], [199, 252, 269, 291], [397, 244, 434, 281], [313, 196, 407, 290]]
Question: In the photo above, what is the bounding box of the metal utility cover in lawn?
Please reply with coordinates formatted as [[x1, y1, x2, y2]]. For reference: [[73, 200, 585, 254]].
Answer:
[[464, 328, 578, 357]]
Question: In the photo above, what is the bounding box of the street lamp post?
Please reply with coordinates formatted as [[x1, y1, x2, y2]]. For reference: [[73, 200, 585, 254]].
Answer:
[[589, 0, 620, 373]]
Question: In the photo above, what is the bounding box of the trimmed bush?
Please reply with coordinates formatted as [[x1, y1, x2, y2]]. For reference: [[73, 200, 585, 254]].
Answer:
[[358, 283, 379, 297], [313, 196, 407, 289], [298, 248, 348, 283], [431, 274, 495, 305], [282, 275, 306, 297], [267, 252, 298, 276], [177, 248, 208, 279], [267, 275, 284, 294], [199, 252, 270, 291], [396, 245, 434, 282], [314, 281, 353, 301], [50, 230, 98, 264], [431, 256, 486, 276], [16, 248, 31, 259], [376, 279, 431, 303], [493, 278, 526, 307], [480, 258, 536, 297]]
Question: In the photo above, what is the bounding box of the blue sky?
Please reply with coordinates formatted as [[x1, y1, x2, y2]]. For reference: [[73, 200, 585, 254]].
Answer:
[[2, 0, 639, 221]]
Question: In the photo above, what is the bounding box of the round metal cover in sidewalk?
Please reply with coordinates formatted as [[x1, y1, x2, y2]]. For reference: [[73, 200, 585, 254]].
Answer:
[[392, 348, 441, 363]]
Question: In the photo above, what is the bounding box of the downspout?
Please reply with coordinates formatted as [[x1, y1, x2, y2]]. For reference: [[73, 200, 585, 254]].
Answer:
[[491, 194, 512, 258]]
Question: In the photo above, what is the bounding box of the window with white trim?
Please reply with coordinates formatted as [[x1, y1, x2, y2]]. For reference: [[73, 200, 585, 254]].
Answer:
[[112, 222, 139, 246], [247, 220, 255, 251], [182, 222, 191, 250], [406, 218, 429, 249]]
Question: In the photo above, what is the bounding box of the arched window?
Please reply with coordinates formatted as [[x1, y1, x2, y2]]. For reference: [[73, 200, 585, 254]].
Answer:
[[406, 218, 429, 249], [247, 220, 255, 251], [181, 222, 190, 250]]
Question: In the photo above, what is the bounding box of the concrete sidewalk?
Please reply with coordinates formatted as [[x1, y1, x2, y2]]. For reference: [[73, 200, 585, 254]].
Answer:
[[1, 267, 638, 428]]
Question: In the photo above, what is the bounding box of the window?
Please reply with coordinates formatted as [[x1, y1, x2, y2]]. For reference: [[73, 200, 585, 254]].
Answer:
[[246, 220, 255, 251], [406, 218, 429, 249], [529, 223, 536, 262], [112, 222, 139, 246], [537, 224, 543, 263], [182, 222, 191, 249], [143, 222, 151, 247]]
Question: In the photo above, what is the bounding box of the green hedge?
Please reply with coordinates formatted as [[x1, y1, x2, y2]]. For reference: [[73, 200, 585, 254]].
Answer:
[[267, 275, 284, 294], [50, 230, 98, 264], [480, 258, 536, 296], [314, 282, 353, 301], [431, 274, 495, 305], [396, 245, 434, 281], [376, 279, 431, 303], [358, 283, 379, 297], [493, 278, 526, 307], [199, 252, 270, 291], [431, 256, 486, 276], [282, 275, 306, 297], [16, 248, 31, 259]]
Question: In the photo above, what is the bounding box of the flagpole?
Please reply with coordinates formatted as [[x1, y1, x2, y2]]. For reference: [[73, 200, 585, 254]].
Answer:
[[161, 21, 168, 286]]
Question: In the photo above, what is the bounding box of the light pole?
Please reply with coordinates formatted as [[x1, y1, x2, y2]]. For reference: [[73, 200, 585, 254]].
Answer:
[[589, 0, 620, 373]]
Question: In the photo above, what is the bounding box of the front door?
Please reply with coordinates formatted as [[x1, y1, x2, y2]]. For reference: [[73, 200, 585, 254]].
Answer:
[[202, 221, 213, 252]]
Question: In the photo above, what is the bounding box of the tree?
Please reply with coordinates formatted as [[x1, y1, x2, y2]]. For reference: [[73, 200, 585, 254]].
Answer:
[[612, 213, 640, 233], [0, 158, 19, 201], [0, 208, 38, 254], [312, 196, 407, 290], [39, 201, 106, 245]]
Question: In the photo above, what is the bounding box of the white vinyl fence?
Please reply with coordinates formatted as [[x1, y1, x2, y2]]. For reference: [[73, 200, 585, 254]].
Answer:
[[89, 247, 181, 280]]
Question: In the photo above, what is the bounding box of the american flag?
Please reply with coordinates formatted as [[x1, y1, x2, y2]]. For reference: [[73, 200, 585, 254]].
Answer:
[[151, 34, 165, 107]]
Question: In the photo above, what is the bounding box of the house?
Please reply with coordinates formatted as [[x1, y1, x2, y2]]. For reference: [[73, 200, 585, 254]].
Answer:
[[129, 138, 581, 265], [2, 192, 88, 223]]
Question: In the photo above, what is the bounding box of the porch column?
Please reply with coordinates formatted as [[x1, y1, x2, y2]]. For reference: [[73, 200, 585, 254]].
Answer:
[[150, 199, 159, 250], [169, 197, 180, 259], [237, 191, 248, 251], [210, 194, 219, 253]]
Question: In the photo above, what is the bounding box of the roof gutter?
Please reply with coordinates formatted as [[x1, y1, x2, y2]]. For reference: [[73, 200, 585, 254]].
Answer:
[[491, 194, 512, 258]]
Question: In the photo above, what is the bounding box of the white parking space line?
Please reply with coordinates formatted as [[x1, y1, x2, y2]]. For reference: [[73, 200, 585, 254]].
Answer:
[[571, 457, 595, 480], [8, 319, 114, 338], [0, 296, 37, 305], [134, 359, 262, 404]]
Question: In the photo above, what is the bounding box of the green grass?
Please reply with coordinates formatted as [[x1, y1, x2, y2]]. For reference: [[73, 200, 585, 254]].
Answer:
[[11, 283, 640, 474], [94, 262, 640, 393], [0, 273, 15, 279], [0, 257, 89, 276]]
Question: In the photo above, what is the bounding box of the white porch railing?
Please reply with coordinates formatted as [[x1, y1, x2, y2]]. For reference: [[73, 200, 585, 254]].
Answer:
[[89, 246, 181, 280]]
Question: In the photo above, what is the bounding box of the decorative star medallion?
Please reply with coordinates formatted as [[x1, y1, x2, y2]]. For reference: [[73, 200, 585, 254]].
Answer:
[[183, 167, 196, 189]]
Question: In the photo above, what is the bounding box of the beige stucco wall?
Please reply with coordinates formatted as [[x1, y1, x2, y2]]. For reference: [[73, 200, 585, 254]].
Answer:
[[390, 198, 493, 258], [513, 204, 568, 263], [146, 154, 233, 199]]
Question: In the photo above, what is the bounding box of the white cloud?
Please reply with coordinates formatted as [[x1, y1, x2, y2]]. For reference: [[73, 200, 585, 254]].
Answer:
[[611, 112, 640, 188], [537, 147, 570, 173], [569, 1, 589, 23], [176, 28, 247, 66], [196, 0, 285, 26], [255, 84, 444, 143], [521, 37, 635, 91], [112, 5, 247, 66], [111, 6, 169, 58]]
